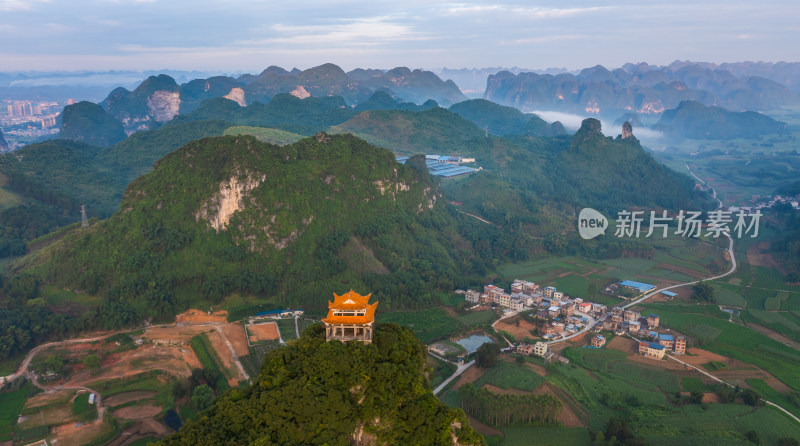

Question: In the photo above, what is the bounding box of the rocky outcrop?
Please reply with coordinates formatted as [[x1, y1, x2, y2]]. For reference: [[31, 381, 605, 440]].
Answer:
[[147, 91, 181, 122], [196, 172, 266, 232], [223, 87, 246, 106], [290, 85, 311, 99], [621, 121, 633, 139]]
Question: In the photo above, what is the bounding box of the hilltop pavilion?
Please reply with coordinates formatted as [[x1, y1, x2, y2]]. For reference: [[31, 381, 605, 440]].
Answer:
[[322, 290, 378, 343]]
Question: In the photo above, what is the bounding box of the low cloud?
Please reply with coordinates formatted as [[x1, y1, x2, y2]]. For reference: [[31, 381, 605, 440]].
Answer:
[[530, 109, 664, 144]]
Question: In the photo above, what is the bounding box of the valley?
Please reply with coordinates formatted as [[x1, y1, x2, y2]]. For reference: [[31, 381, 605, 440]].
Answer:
[[0, 61, 799, 445]]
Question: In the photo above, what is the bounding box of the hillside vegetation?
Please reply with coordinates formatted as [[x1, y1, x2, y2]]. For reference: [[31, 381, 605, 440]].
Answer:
[[160, 323, 484, 445]]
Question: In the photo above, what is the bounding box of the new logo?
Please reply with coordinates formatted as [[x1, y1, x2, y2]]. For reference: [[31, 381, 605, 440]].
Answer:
[[578, 208, 607, 240]]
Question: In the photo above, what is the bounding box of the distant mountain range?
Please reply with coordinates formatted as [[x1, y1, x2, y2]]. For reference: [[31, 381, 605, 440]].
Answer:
[[89, 64, 466, 134], [485, 62, 800, 117], [653, 100, 789, 139]]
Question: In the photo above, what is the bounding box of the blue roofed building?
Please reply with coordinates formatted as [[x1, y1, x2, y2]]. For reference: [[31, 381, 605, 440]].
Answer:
[[620, 280, 656, 293]]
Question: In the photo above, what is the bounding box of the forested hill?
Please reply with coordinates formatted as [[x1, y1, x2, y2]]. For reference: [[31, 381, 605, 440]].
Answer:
[[17, 133, 516, 331], [160, 323, 485, 446]]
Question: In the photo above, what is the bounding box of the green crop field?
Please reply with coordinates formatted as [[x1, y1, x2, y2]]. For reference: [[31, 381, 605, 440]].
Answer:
[[378, 308, 463, 343], [72, 392, 98, 422], [190, 335, 230, 391], [474, 361, 544, 392], [491, 426, 590, 446], [643, 303, 800, 390], [456, 310, 497, 326], [0, 381, 37, 440], [745, 378, 800, 418], [276, 318, 297, 340], [681, 377, 708, 393]]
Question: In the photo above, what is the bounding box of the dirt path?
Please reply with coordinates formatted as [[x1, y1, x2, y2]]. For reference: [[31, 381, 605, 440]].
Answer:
[[744, 321, 800, 351]]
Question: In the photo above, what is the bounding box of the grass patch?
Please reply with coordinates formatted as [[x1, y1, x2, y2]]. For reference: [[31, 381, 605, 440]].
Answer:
[[72, 392, 98, 422], [275, 318, 297, 341], [223, 126, 305, 145], [703, 361, 728, 371], [0, 380, 37, 437], [456, 310, 497, 326], [475, 361, 544, 392], [13, 425, 49, 442], [745, 378, 800, 419], [497, 426, 590, 446], [190, 334, 230, 391], [681, 377, 708, 393], [427, 355, 457, 389], [378, 308, 463, 343]]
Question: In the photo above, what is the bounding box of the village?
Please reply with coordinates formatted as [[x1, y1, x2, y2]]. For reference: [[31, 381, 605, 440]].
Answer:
[[451, 278, 688, 364]]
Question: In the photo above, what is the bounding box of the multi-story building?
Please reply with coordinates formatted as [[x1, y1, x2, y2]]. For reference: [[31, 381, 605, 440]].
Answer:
[[534, 341, 548, 357], [548, 305, 561, 318], [517, 343, 534, 355], [591, 335, 606, 348], [624, 310, 640, 322], [561, 303, 575, 317], [638, 341, 666, 359], [674, 336, 686, 354], [511, 279, 539, 295], [647, 313, 660, 328], [543, 286, 556, 298], [465, 289, 481, 304], [628, 320, 641, 333], [553, 291, 565, 301], [657, 333, 674, 350]]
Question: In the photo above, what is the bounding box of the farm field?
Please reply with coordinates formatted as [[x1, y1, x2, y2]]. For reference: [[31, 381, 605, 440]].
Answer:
[[378, 308, 464, 343], [276, 318, 298, 341], [641, 302, 800, 391]]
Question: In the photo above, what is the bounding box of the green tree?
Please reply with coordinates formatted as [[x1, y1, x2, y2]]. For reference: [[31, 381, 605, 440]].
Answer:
[[741, 388, 761, 406], [476, 343, 500, 368], [692, 281, 715, 303], [82, 354, 101, 375], [191, 384, 214, 411], [690, 390, 704, 404], [515, 355, 525, 366]]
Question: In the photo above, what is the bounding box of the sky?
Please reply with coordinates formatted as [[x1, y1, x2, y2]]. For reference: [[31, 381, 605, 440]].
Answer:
[[1, 0, 798, 72]]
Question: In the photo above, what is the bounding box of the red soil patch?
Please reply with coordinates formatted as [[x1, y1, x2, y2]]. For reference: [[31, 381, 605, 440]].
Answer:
[[495, 316, 539, 340], [144, 324, 215, 343], [113, 405, 162, 420], [247, 321, 280, 342], [452, 366, 484, 391], [205, 330, 246, 385], [176, 309, 228, 324], [702, 392, 721, 404], [606, 336, 637, 354], [220, 322, 250, 356]]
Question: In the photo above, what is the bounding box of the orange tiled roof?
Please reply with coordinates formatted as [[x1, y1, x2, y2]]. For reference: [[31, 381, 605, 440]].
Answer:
[[322, 290, 378, 325]]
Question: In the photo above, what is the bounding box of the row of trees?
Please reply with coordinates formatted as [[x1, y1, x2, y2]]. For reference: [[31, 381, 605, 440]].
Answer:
[[457, 383, 561, 427]]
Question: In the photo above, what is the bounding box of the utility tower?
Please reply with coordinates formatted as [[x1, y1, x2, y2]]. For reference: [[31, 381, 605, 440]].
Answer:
[[81, 205, 88, 229]]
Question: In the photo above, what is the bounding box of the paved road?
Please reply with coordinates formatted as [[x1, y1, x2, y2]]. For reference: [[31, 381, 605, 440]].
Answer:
[[491, 309, 524, 346], [433, 359, 475, 396], [546, 311, 598, 345]]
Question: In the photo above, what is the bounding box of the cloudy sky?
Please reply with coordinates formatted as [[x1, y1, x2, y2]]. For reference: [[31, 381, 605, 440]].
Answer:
[[1, 0, 798, 72]]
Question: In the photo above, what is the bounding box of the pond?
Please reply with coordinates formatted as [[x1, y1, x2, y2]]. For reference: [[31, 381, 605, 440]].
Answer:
[[455, 334, 494, 354]]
